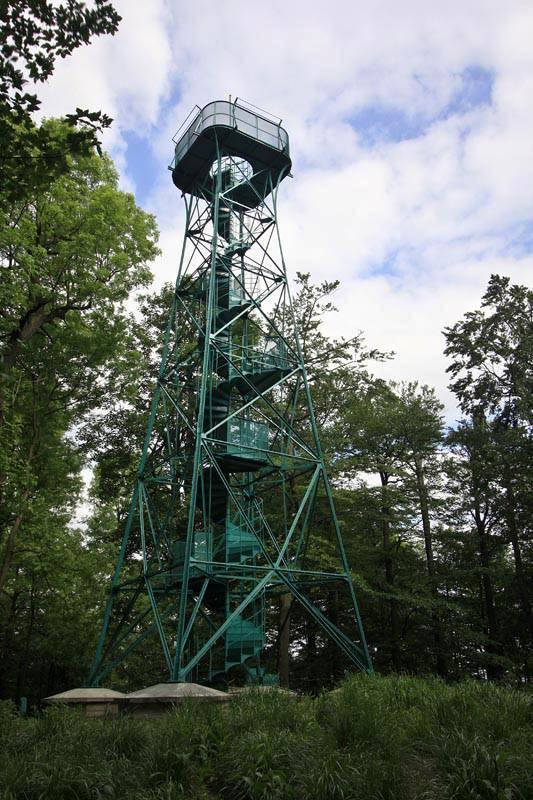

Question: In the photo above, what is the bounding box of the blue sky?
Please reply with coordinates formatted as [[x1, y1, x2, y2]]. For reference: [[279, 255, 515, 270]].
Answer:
[[123, 130, 162, 204], [38, 0, 533, 416], [349, 67, 493, 147]]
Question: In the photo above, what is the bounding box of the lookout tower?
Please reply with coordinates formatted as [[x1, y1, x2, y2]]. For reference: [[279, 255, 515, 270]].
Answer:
[[89, 99, 372, 688]]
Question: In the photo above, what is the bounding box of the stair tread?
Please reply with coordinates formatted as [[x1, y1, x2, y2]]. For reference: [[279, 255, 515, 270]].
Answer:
[[216, 303, 252, 326]]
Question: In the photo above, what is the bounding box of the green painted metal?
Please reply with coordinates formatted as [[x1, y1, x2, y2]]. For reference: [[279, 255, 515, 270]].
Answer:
[[89, 98, 372, 688]]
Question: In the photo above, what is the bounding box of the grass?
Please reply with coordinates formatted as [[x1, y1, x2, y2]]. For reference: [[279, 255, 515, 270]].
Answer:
[[0, 675, 531, 799]]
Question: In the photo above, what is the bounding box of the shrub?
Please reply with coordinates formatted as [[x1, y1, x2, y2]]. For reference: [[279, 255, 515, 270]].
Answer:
[[0, 677, 530, 800]]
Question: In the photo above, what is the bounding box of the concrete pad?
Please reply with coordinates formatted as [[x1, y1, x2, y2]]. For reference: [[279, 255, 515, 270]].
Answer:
[[44, 688, 125, 703], [123, 682, 231, 716], [43, 687, 125, 717], [125, 682, 230, 703]]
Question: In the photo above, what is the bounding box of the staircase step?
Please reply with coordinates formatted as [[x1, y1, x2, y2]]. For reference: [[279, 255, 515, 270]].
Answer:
[[196, 467, 228, 524], [226, 525, 262, 560], [233, 367, 292, 398], [217, 453, 267, 472], [224, 241, 251, 257], [216, 303, 252, 327]]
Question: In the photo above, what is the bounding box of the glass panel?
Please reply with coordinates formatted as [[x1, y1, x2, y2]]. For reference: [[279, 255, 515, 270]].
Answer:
[[227, 418, 269, 453]]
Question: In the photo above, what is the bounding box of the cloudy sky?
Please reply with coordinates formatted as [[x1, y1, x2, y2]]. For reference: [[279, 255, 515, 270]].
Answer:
[[38, 0, 533, 419]]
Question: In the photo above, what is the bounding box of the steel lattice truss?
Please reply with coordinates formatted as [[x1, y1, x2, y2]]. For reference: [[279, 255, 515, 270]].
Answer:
[[89, 102, 372, 687]]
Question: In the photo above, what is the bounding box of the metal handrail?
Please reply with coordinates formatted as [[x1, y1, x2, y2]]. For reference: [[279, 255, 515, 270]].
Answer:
[[232, 96, 282, 126], [171, 104, 201, 144], [171, 99, 289, 169]]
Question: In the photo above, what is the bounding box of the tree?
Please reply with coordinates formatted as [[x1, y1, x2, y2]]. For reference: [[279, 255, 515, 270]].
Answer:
[[288, 272, 389, 444], [391, 384, 448, 675], [444, 275, 532, 425], [267, 273, 389, 687], [0, 132, 159, 699], [337, 383, 412, 671], [83, 284, 177, 539], [335, 381, 450, 675], [445, 418, 510, 679], [445, 275, 533, 677]]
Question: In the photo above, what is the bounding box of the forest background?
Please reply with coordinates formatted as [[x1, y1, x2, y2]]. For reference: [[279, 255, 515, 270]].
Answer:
[[0, 1, 532, 706]]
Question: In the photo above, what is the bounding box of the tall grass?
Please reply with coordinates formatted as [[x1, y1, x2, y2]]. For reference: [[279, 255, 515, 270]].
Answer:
[[0, 675, 531, 799]]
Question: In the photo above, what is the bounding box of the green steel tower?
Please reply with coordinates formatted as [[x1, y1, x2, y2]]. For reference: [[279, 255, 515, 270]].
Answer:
[[89, 99, 372, 688]]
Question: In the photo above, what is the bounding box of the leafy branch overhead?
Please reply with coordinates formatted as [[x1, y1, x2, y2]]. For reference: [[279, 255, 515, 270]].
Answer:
[[0, 0, 121, 200], [444, 274, 533, 425]]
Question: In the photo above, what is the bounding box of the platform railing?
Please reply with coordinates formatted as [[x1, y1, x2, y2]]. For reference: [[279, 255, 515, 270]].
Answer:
[[229, 338, 289, 375], [171, 100, 289, 169], [227, 417, 269, 456]]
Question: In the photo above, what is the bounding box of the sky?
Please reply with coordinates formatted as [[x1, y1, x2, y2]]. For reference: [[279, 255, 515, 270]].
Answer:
[[37, 0, 533, 420]]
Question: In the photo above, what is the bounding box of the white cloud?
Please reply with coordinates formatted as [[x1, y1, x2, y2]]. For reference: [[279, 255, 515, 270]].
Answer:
[[37, 0, 533, 421]]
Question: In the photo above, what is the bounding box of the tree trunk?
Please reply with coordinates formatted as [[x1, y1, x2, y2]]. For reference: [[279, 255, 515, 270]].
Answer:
[[0, 510, 24, 596], [326, 588, 345, 682], [0, 585, 21, 697], [15, 573, 36, 702], [0, 482, 31, 595], [0, 426, 38, 595], [470, 413, 502, 681], [381, 475, 401, 671], [503, 475, 533, 642], [414, 457, 447, 676], [278, 592, 292, 688], [475, 509, 502, 680]]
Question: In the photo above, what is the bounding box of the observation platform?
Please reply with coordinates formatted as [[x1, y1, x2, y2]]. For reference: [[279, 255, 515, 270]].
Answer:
[[170, 100, 291, 204]]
